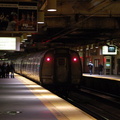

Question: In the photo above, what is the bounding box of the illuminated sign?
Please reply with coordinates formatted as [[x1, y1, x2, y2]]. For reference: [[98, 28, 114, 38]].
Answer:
[[0, 37, 16, 50], [106, 63, 110, 67], [102, 45, 117, 55]]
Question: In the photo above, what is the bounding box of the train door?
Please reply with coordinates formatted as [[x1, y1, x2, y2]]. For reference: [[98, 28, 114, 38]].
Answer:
[[117, 59, 120, 75], [55, 56, 70, 83]]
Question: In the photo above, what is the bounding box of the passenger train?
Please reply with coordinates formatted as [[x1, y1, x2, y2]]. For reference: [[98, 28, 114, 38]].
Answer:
[[14, 48, 82, 89]]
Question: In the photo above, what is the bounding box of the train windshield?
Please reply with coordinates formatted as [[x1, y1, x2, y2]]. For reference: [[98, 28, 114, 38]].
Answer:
[[58, 58, 66, 66]]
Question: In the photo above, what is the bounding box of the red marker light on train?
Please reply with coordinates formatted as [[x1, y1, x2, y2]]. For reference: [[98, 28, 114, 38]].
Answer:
[[46, 57, 51, 62], [73, 57, 77, 62]]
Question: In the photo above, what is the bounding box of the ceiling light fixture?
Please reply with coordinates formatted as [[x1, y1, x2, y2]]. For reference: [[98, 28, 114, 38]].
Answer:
[[47, 0, 57, 12], [37, 11, 44, 24], [27, 34, 32, 37]]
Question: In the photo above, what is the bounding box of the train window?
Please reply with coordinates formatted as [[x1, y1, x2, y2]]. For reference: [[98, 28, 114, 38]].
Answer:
[[58, 58, 65, 66]]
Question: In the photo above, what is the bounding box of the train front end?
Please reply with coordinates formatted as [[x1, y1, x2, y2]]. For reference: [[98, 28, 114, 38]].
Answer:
[[41, 48, 82, 88]]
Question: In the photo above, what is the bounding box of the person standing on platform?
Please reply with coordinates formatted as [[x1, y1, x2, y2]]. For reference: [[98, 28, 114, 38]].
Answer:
[[6, 63, 10, 78], [98, 63, 103, 75], [1, 62, 6, 78], [88, 61, 93, 75], [0, 64, 2, 78], [9, 62, 15, 78]]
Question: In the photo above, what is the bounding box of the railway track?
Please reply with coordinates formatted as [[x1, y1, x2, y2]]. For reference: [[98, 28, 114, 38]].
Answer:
[[51, 88, 120, 120]]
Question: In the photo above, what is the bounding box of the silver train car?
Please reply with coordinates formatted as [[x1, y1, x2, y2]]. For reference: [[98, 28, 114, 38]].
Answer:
[[14, 48, 82, 88]]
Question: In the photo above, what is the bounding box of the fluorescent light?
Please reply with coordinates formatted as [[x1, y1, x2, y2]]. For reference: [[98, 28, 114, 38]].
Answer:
[[37, 22, 44, 24], [47, 9, 57, 12]]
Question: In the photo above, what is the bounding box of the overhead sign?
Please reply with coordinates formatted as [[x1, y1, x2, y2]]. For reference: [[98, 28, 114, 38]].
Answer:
[[102, 45, 117, 55], [0, 37, 16, 50]]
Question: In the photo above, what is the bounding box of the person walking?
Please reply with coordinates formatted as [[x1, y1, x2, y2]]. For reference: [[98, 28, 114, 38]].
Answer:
[[88, 61, 93, 75]]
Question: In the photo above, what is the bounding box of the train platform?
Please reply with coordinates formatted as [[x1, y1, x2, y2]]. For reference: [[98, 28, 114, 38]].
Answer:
[[82, 73, 120, 97], [0, 74, 96, 120], [83, 73, 120, 81]]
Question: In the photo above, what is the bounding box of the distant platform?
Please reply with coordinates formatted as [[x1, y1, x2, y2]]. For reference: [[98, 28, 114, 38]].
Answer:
[[83, 73, 120, 82], [82, 73, 120, 96]]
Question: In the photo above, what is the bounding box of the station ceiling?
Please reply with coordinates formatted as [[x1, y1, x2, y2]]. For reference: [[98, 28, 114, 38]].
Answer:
[[0, 0, 120, 54]]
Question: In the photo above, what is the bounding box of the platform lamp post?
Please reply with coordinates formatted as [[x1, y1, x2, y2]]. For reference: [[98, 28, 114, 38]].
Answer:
[[37, 11, 44, 24], [47, 0, 57, 12]]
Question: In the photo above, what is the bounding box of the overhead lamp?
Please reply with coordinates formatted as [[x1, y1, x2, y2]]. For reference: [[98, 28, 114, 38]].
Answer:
[[86, 45, 89, 50], [37, 11, 44, 24], [47, 0, 57, 12], [22, 40, 25, 42], [95, 43, 99, 48], [23, 39, 27, 41], [90, 44, 93, 49], [21, 33, 27, 42], [95, 46, 99, 48], [80, 46, 83, 51], [27, 34, 32, 37]]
